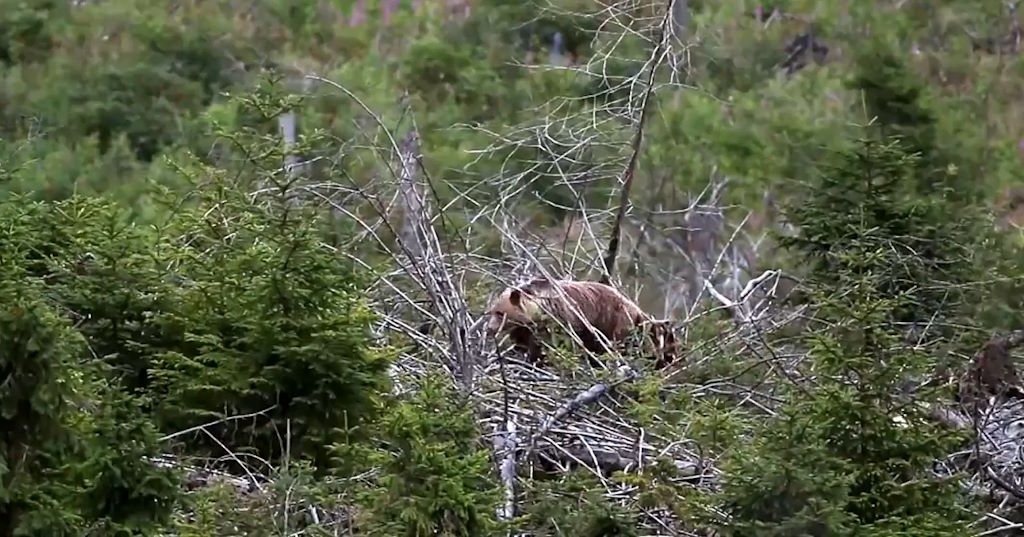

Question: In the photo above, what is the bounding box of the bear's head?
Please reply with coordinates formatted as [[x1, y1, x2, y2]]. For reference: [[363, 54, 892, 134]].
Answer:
[[486, 287, 546, 336]]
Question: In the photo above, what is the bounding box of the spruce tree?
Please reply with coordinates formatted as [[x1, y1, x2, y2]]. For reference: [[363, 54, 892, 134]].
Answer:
[[713, 137, 983, 536], [146, 80, 392, 471], [848, 41, 978, 205], [357, 374, 502, 537], [0, 195, 181, 537]]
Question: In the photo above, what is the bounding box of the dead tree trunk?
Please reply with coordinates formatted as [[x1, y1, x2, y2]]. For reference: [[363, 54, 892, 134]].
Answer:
[[395, 130, 476, 392]]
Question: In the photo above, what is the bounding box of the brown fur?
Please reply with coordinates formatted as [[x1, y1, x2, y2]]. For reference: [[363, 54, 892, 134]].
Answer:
[[485, 278, 677, 369], [997, 187, 1024, 231]]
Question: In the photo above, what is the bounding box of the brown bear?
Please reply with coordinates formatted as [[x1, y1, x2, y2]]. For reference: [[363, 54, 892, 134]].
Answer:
[[484, 277, 676, 369]]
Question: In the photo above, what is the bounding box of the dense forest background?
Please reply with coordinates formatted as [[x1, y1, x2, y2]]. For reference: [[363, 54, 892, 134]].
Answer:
[[3, 0, 1024, 535]]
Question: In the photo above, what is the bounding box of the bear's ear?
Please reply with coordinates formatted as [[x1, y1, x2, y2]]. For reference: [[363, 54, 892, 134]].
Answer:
[[509, 289, 522, 307]]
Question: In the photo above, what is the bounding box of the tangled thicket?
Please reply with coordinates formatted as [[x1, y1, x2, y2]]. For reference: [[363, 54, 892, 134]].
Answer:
[[4, 0, 1024, 536]]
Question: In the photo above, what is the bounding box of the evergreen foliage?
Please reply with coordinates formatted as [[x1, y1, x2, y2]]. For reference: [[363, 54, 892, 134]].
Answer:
[[715, 137, 981, 536], [0, 213, 180, 536], [358, 375, 502, 537], [0, 81, 390, 535], [2, 0, 1024, 534], [849, 41, 982, 206]]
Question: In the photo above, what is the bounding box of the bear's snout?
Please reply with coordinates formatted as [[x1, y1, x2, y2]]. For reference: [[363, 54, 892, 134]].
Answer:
[[485, 313, 504, 334]]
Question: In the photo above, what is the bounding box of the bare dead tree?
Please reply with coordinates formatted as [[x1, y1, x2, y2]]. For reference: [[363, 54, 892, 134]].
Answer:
[[230, 1, 982, 534], [599, 0, 674, 287], [138, 2, 1024, 534]]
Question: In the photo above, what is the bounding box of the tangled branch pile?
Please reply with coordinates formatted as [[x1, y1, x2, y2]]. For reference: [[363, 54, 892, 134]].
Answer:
[[6, 0, 1024, 535]]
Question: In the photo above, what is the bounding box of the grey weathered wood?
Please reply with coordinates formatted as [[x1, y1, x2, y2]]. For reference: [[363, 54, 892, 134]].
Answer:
[[549, 31, 567, 66], [278, 111, 299, 179], [670, 0, 688, 45], [669, 0, 689, 82], [279, 75, 313, 184]]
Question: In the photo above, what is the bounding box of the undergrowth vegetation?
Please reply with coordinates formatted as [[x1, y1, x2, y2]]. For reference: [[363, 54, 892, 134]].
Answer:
[[3, 0, 1024, 535]]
